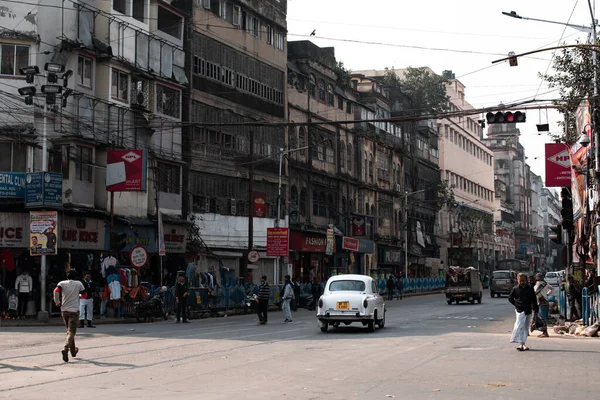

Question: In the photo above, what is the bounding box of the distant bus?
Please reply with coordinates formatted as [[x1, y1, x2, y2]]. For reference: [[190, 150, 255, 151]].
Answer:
[[496, 259, 529, 273]]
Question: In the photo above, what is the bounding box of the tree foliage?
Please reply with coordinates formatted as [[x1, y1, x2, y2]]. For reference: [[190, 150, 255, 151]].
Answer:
[[334, 60, 352, 89], [384, 66, 450, 115], [436, 180, 456, 211], [538, 40, 598, 143]]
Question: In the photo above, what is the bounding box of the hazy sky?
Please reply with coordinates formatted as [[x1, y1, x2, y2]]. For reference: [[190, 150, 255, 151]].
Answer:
[[287, 0, 597, 182]]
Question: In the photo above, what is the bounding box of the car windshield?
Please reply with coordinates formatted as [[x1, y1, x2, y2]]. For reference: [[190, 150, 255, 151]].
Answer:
[[493, 272, 511, 280], [328, 280, 366, 292], [546, 273, 557, 278]]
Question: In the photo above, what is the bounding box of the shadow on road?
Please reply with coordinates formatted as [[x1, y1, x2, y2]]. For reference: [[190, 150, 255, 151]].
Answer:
[[0, 363, 53, 372], [76, 359, 137, 368]]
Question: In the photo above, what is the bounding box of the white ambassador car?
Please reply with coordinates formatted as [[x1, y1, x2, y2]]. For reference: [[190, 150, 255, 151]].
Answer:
[[316, 274, 386, 333]]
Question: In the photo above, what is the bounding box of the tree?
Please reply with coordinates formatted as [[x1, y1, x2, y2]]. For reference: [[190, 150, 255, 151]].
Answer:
[[437, 180, 455, 211], [334, 60, 352, 89], [539, 40, 598, 143], [384, 66, 450, 115]]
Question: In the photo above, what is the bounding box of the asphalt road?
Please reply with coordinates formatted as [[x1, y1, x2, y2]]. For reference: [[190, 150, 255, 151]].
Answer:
[[1, 289, 598, 399]]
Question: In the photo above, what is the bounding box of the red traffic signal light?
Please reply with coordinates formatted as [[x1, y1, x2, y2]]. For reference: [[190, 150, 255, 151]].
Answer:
[[485, 111, 526, 124]]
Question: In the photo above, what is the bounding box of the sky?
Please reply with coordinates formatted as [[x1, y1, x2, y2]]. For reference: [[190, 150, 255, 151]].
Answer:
[[287, 0, 597, 182]]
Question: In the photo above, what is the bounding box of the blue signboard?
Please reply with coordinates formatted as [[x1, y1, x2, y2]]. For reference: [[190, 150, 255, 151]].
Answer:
[[0, 172, 26, 198], [25, 172, 63, 208]]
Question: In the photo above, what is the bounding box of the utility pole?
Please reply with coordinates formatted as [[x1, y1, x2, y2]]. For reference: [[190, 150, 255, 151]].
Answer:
[[154, 161, 164, 286], [242, 130, 254, 284]]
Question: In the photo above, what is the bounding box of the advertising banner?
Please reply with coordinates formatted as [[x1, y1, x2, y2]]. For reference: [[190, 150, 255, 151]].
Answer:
[[266, 227, 289, 256], [106, 149, 147, 192], [351, 217, 366, 236], [29, 211, 58, 256], [544, 143, 571, 187], [0, 172, 25, 198], [342, 236, 359, 252], [253, 192, 267, 217], [326, 229, 334, 255]]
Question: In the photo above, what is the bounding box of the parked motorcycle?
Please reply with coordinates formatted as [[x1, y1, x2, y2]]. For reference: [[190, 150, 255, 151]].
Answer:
[[135, 286, 168, 323]]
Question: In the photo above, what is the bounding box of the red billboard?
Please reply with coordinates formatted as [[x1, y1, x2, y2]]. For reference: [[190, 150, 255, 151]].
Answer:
[[106, 150, 147, 192], [253, 192, 267, 217], [342, 237, 359, 251], [545, 143, 571, 187], [266, 227, 289, 256]]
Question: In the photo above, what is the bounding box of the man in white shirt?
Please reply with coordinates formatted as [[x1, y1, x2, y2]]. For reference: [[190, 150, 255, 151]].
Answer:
[[15, 270, 32, 319], [54, 270, 85, 362]]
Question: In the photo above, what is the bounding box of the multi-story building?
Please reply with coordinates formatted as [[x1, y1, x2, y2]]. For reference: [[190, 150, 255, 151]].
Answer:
[[483, 120, 533, 267], [436, 73, 503, 275], [0, 0, 189, 312], [183, 0, 288, 285], [541, 187, 562, 271]]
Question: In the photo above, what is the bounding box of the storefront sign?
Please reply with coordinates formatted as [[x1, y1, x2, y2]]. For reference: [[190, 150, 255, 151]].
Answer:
[[106, 149, 147, 192], [253, 192, 267, 218], [248, 250, 260, 263], [545, 143, 571, 187], [0, 172, 26, 198], [289, 232, 327, 253], [351, 217, 366, 236], [326, 229, 334, 255], [164, 224, 187, 254], [29, 211, 58, 256], [130, 245, 148, 268], [59, 216, 106, 250], [381, 248, 403, 264], [25, 172, 63, 208], [106, 225, 156, 253], [358, 239, 375, 254], [267, 227, 289, 256], [0, 213, 29, 248], [342, 237, 360, 252]]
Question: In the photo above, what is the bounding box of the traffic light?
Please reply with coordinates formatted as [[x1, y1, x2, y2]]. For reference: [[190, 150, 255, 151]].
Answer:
[[560, 187, 573, 230], [110, 232, 128, 252], [485, 111, 526, 124], [549, 225, 562, 245]]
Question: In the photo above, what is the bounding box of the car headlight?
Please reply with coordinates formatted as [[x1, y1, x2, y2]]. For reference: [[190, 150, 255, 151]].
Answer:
[[318, 298, 323, 308], [363, 298, 368, 308]]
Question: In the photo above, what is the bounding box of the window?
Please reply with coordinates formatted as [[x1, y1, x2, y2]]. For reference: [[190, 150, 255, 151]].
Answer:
[[157, 6, 182, 39], [266, 25, 274, 45], [309, 74, 316, 98], [77, 56, 92, 88], [246, 14, 259, 37], [338, 95, 344, 110], [157, 162, 181, 194], [276, 31, 285, 50], [347, 143, 352, 173], [327, 84, 334, 106], [75, 146, 93, 183], [132, 0, 145, 22], [113, 0, 126, 14], [346, 101, 353, 114], [300, 188, 307, 215], [318, 80, 325, 101], [299, 127, 307, 157], [0, 44, 28, 76], [233, 5, 241, 26], [325, 141, 334, 164], [340, 140, 345, 170], [0, 142, 27, 172], [156, 85, 181, 118], [111, 69, 129, 102], [202, 0, 210, 8]]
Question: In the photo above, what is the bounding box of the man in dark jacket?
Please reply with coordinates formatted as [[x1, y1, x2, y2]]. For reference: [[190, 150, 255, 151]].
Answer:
[[175, 275, 189, 323], [386, 276, 395, 300], [509, 273, 539, 351], [257, 275, 270, 324]]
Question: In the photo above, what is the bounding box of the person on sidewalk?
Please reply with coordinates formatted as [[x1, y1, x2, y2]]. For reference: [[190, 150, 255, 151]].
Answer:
[[291, 277, 300, 311], [533, 273, 551, 337], [566, 275, 582, 321], [79, 272, 96, 328], [386, 275, 395, 301], [15, 270, 32, 319], [257, 275, 270, 324], [53, 270, 85, 363], [281, 275, 294, 323], [175, 274, 189, 323], [395, 275, 404, 300], [509, 273, 539, 351]]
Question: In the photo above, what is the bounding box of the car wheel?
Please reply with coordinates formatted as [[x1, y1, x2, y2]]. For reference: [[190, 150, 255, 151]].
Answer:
[[490, 291, 495, 298], [377, 310, 386, 329], [470, 298, 475, 304], [447, 299, 453, 305], [320, 324, 328, 333], [477, 296, 482, 304], [368, 311, 377, 332], [455, 299, 460, 304]]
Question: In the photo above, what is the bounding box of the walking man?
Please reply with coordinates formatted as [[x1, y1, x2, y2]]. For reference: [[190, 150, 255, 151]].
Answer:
[[257, 275, 270, 324], [79, 271, 96, 328], [533, 273, 551, 337], [386, 275, 395, 301], [395, 275, 404, 300], [15, 270, 32, 319], [281, 275, 294, 323], [509, 273, 539, 351], [566, 275, 582, 321], [175, 274, 189, 323], [53, 270, 85, 362]]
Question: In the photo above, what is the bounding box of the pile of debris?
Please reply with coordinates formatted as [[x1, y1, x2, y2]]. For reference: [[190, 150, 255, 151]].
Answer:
[[553, 320, 600, 337]]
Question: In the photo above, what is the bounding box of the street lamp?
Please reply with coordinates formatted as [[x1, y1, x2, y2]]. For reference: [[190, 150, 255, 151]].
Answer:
[[403, 189, 427, 279]]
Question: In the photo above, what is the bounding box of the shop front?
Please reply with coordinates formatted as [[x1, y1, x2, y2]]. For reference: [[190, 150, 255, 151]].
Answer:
[[377, 246, 404, 277], [162, 223, 188, 283], [289, 231, 328, 282], [106, 223, 156, 284]]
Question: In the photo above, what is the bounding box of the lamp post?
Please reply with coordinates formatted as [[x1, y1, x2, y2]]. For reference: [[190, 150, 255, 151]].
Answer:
[[503, 9, 600, 276], [19, 62, 71, 321], [403, 189, 427, 278]]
